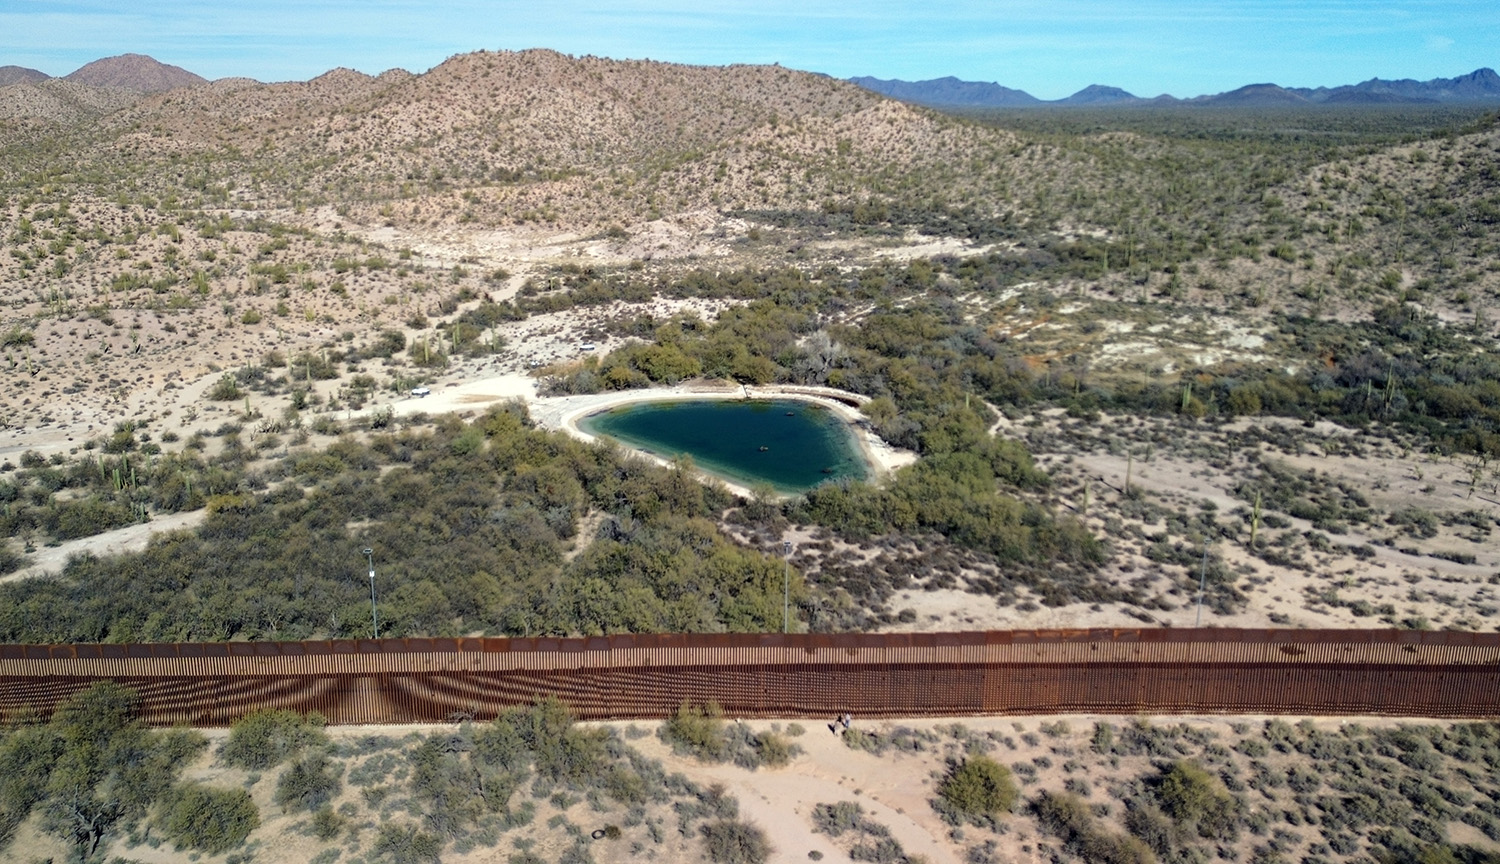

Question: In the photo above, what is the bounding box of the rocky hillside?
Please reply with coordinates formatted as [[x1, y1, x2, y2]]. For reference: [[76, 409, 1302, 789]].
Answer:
[[64, 53, 206, 92], [0, 65, 48, 87], [0, 78, 143, 124], [36, 49, 1017, 231]]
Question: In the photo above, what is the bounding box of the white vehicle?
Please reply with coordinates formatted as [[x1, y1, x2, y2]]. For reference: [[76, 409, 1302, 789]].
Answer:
[[580, 343, 597, 351], [411, 386, 431, 397]]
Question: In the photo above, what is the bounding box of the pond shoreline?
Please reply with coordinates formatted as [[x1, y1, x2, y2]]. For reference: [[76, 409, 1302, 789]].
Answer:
[[533, 381, 916, 497]]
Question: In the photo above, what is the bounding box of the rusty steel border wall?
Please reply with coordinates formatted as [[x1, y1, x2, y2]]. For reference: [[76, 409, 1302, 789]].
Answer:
[[2, 629, 1498, 726]]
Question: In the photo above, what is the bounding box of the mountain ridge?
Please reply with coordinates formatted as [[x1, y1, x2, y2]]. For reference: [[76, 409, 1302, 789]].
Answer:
[[0, 65, 49, 87], [64, 53, 206, 92], [853, 67, 1500, 108]]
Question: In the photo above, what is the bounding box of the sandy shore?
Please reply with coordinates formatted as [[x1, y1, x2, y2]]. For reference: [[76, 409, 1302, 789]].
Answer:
[[534, 381, 915, 496], [367, 373, 916, 497]]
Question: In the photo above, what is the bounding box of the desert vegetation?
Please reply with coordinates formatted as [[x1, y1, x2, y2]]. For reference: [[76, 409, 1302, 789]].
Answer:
[[0, 44, 1498, 864]]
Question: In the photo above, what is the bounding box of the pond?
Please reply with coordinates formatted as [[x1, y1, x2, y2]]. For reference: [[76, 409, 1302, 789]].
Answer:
[[579, 398, 871, 493]]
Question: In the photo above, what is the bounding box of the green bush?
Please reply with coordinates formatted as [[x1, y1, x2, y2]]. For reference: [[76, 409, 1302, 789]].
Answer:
[[1033, 790, 1154, 864], [661, 700, 728, 761], [700, 819, 771, 864], [755, 731, 795, 768], [938, 756, 1018, 819], [0, 542, 23, 577], [208, 373, 242, 400], [1156, 760, 1241, 840], [274, 752, 342, 813], [372, 822, 443, 864], [0, 683, 206, 858], [220, 709, 328, 770], [157, 782, 260, 854], [311, 805, 347, 840]]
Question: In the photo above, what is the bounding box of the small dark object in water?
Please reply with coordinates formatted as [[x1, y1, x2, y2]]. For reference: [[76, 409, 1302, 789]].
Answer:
[[758, 445, 769, 451], [785, 411, 795, 416], [821, 467, 833, 474]]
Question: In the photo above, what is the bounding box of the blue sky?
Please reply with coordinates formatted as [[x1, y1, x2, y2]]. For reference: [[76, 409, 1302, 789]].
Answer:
[[1, 0, 1495, 99]]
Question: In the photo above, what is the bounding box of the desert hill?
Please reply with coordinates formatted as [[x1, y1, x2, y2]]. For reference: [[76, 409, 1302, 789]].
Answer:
[[82, 49, 1020, 230], [0, 64, 48, 87], [0, 77, 144, 124], [64, 52, 206, 92]]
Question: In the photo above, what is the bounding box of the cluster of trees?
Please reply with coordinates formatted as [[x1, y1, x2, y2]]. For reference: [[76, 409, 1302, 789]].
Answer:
[[1092, 303, 1500, 456], [535, 258, 1496, 460], [533, 263, 1110, 595], [0, 405, 802, 642], [929, 716, 1500, 864], [213, 697, 766, 864], [658, 700, 798, 769], [0, 682, 244, 859], [1, 445, 231, 552]]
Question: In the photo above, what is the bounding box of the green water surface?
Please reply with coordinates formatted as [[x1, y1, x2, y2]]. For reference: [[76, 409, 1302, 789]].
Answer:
[[580, 399, 870, 493]]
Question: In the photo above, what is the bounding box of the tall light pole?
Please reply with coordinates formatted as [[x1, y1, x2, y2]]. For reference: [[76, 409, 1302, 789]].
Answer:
[[1195, 540, 1209, 628], [362, 547, 379, 639], [782, 540, 792, 634]]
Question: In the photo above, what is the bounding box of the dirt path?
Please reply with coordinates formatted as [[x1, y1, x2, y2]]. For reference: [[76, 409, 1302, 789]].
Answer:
[[630, 723, 960, 864], [2, 509, 205, 583]]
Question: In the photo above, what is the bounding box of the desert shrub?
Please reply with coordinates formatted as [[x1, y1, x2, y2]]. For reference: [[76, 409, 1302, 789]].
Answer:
[[1156, 760, 1241, 840], [274, 752, 342, 813], [812, 801, 869, 836], [754, 731, 796, 768], [408, 732, 524, 838], [851, 836, 906, 863], [937, 756, 1018, 822], [1033, 791, 1155, 864], [474, 697, 608, 786], [1092, 722, 1116, 755], [311, 805, 348, 840], [349, 752, 401, 786], [372, 821, 444, 864], [157, 782, 259, 854], [208, 373, 242, 400], [220, 708, 328, 770], [841, 727, 888, 755], [700, 819, 771, 864], [660, 700, 728, 761], [0, 542, 23, 577], [0, 683, 207, 858], [1124, 804, 1176, 855]]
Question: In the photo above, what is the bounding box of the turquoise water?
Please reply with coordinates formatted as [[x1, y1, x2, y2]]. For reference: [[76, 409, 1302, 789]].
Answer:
[[580, 399, 870, 493]]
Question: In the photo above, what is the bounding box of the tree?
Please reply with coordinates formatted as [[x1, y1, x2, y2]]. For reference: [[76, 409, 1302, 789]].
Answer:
[[274, 752, 342, 813], [157, 782, 259, 853], [3, 683, 207, 858], [219, 708, 328, 770], [938, 755, 1018, 820], [1156, 760, 1241, 840], [372, 822, 443, 864], [700, 819, 771, 864]]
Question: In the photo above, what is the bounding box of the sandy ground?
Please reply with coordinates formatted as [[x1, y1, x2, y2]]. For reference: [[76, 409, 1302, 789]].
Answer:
[[0, 510, 204, 584], [17, 712, 1491, 864], [358, 374, 915, 499]]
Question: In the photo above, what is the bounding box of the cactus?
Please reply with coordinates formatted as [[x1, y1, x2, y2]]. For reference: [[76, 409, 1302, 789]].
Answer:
[[1249, 490, 1263, 548]]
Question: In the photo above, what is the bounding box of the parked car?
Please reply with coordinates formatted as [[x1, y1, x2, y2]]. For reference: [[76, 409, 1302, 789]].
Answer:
[[411, 386, 431, 397]]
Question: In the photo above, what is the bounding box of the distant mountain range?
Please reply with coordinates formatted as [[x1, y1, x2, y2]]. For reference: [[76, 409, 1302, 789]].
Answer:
[[851, 68, 1500, 108], [0, 53, 205, 93], [7, 52, 1498, 110]]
